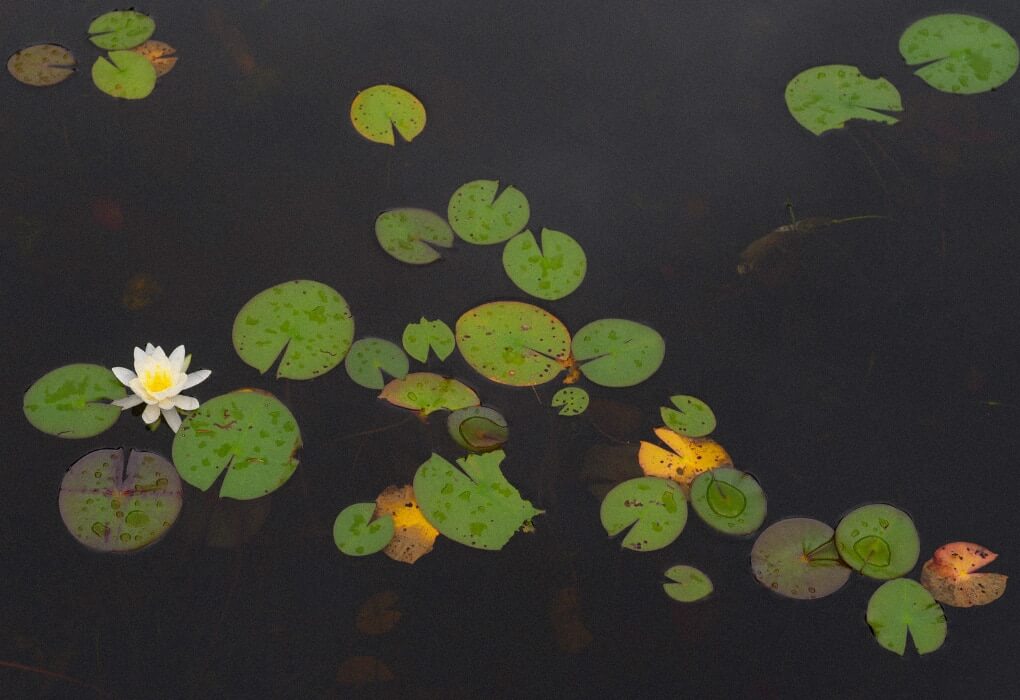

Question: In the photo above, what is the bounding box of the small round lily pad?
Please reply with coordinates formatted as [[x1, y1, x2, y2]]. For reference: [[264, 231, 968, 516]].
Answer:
[[660, 395, 716, 437], [751, 517, 852, 599], [690, 468, 766, 535], [447, 406, 509, 452], [88, 10, 156, 50], [785, 65, 902, 135], [834, 503, 919, 580], [900, 14, 1018, 94], [663, 565, 713, 602], [572, 319, 665, 388], [376, 209, 453, 264], [502, 228, 587, 300], [333, 503, 395, 556], [551, 387, 589, 416], [92, 51, 157, 99], [59, 448, 182, 553], [345, 338, 409, 390], [350, 84, 426, 145], [24, 364, 125, 438], [402, 318, 455, 363], [131, 40, 178, 77], [448, 180, 530, 245], [867, 578, 947, 656], [7, 44, 76, 86], [600, 477, 687, 552]]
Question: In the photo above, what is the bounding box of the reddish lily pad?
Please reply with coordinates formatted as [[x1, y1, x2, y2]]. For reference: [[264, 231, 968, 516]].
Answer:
[[751, 518, 851, 599], [132, 40, 178, 77], [920, 542, 1008, 607]]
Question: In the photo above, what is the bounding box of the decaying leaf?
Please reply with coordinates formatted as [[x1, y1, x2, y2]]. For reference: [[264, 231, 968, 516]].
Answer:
[[920, 542, 1007, 607], [7, 44, 76, 86], [375, 484, 438, 564], [131, 40, 178, 77], [638, 427, 733, 490], [548, 586, 593, 654], [355, 590, 402, 635], [336, 655, 395, 686]]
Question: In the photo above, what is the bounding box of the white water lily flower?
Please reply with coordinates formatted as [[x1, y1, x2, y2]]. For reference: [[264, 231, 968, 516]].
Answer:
[[111, 343, 211, 432]]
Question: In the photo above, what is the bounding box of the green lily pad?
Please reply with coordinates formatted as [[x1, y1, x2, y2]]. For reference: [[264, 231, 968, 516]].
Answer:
[[502, 228, 587, 300], [413, 450, 542, 550], [663, 565, 713, 602], [447, 406, 509, 452], [867, 578, 947, 655], [172, 390, 302, 500], [379, 372, 479, 415], [690, 468, 766, 535], [835, 503, 919, 579], [88, 10, 155, 50], [900, 14, 1018, 95], [551, 387, 589, 416], [785, 64, 902, 135], [660, 395, 716, 438], [233, 280, 354, 380], [751, 518, 852, 599], [7, 44, 76, 86], [345, 338, 409, 390], [59, 448, 183, 553], [456, 301, 571, 386], [24, 364, 125, 438], [92, 51, 157, 100], [572, 319, 665, 388], [600, 477, 687, 552], [376, 209, 453, 264], [448, 180, 530, 245], [402, 318, 455, 363], [350, 84, 426, 145], [333, 503, 395, 556]]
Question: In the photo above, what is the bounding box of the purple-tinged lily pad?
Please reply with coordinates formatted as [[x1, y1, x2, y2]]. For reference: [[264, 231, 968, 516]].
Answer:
[[447, 406, 509, 452], [379, 372, 480, 416], [751, 517, 851, 599], [24, 364, 125, 438]]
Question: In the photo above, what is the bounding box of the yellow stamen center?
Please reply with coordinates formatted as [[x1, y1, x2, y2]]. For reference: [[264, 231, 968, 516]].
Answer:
[[142, 367, 174, 393]]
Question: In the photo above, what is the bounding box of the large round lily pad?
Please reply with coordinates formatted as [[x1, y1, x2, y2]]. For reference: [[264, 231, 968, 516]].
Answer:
[[172, 390, 302, 500], [447, 406, 509, 452], [24, 364, 125, 438], [572, 318, 664, 387], [233, 280, 354, 380], [333, 503, 394, 556], [600, 477, 687, 552], [350, 84, 426, 145], [690, 467, 766, 535], [867, 578, 947, 656], [376, 209, 453, 264], [785, 65, 902, 135], [663, 565, 713, 602], [660, 394, 716, 438], [7, 44, 76, 86], [88, 10, 155, 50], [378, 372, 479, 416], [456, 301, 571, 386], [834, 503, 919, 579], [502, 228, 586, 300], [900, 14, 1018, 94], [750, 517, 851, 599], [448, 180, 530, 245], [59, 448, 182, 553], [92, 51, 157, 100], [345, 338, 408, 390]]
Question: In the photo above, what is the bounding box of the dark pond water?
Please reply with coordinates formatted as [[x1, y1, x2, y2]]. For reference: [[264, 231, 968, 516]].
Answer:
[[2, 0, 1019, 697]]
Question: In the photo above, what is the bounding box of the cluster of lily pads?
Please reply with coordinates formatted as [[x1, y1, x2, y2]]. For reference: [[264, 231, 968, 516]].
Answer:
[[5, 9, 176, 99]]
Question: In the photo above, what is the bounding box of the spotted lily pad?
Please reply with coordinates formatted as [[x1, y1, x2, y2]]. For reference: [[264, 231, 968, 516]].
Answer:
[[551, 387, 589, 416], [572, 319, 665, 387], [751, 518, 852, 599], [663, 565, 713, 602], [172, 390, 302, 500], [59, 448, 182, 553], [834, 503, 919, 580], [785, 65, 902, 135], [24, 364, 125, 438], [233, 280, 354, 380], [502, 228, 586, 300], [345, 338, 409, 390], [88, 10, 155, 50], [333, 503, 395, 556], [900, 14, 1018, 95], [689, 467, 766, 535], [660, 395, 716, 437], [638, 427, 733, 489], [375, 485, 439, 563], [867, 578, 947, 655], [920, 542, 1008, 607], [92, 51, 157, 99], [447, 406, 509, 452], [402, 318, 455, 363], [350, 84, 426, 145], [448, 180, 530, 245], [379, 372, 479, 416], [7, 44, 76, 86], [132, 40, 178, 77], [376, 209, 454, 265], [456, 301, 571, 386], [413, 450, 542, 550], [600, 477, 687, 552]]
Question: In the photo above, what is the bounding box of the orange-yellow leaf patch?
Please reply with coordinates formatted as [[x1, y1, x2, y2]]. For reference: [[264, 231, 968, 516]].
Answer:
[[375, 485, 438, 564], [638, 427, 733, 489], [131, 40, 178, 77], [920, 541, 1007, 607]]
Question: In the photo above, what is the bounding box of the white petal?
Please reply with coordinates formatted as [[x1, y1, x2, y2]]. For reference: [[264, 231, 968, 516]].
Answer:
[[168, 345, 186, 371], [157, 397, 176, 410], [182, 369, 211, 390], [142, 403, 161, 423], [182, 353, 192, 373], [162, 408, 182, 433], [111, 367, 136, 385], [144, 343, 155, 353], [134, 346, 147, 365], [112, 395, 144, 410], [173, 395, 200, 411], [128, 378, 155, 403]]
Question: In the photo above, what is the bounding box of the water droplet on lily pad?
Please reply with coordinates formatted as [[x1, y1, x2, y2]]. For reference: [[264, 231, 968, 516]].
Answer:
[[834, 503, 919, 579], [350, 84, 425, 145], [900, 14, 1018, 94], [7, 44, 76, 86], [785, 64, 902, 135]]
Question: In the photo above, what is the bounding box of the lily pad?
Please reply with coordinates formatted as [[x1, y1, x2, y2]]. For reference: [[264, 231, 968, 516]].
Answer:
[[350, 84, 426, 145], [600, 477, 687, 552], [132, 40, 178, 77], [172, 390, 302, 500], [59, 448, 182, 553], [375, 485, 439, 564], [660, 395, 716, 437], [233, 280, 354, 380], [834, 503, 919, 579], [750, 518, 852, 599], [402, 318, 455, 363], [24, 364, 125, 438], [690, 467, 766, 535], [447, 406, 509, 452], [376, 209, 454, 265], [7, 44, 76, 86], [448, 180, 530, 245], [785, 64, 902, 135], [413, 450, 541, 550], [502, 228, 587, 300], [378, 372, 479, 415], [88, 10, 155, 50], [920, 542, 1008, 607], [345, 338, 409, 390], [551, 387, 589, 416], [572, 319, 665, 387], [663, 565, 713, 602], [638, 427, 733, 489], [900, 14, 1018, 95], [456, 301, 571, 386], [867, 578, 947, 655], [333, 503, 395, 556], [92, 51, 157, 100]]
